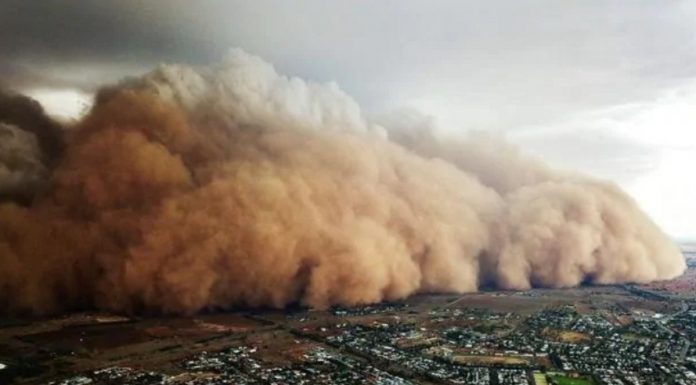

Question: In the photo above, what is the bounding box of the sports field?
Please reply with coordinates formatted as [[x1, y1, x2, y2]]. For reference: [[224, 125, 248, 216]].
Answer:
[[532, 371, 548, 385], [548, 374, 595, 385]]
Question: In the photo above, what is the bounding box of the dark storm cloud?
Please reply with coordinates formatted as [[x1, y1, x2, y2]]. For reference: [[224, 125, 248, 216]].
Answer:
[[2, 0, 696, 110], [0, 1, 239, 93], [0, 2, 208, 61]]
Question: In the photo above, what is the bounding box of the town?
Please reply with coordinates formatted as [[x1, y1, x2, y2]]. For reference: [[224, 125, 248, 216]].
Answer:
[[3, 263, 696, 385], [44, 297, 696, 385]]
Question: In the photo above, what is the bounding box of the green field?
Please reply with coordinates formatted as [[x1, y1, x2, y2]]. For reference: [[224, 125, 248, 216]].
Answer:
[[548, 374, 595, 385]]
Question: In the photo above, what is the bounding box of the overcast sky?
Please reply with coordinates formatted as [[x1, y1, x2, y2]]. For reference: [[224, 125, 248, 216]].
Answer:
[[1, 0, 695, 240]]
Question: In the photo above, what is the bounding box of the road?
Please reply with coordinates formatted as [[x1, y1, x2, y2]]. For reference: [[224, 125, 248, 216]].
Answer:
[[658, 301, 690, 363]]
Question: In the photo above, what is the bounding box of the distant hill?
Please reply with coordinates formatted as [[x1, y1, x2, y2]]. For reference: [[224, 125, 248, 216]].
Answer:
[[680, 242, 696, 264], [680, 242, 696, 254]]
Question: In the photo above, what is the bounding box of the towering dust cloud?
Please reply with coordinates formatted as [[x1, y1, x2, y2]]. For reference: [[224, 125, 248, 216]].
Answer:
[[0, 49, 685, 315], [0, 89, 64, 204]]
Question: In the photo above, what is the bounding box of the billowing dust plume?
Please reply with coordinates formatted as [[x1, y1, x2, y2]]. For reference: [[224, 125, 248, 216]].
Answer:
[[0, 88, 65, 204], [0, 49, 685, 315]]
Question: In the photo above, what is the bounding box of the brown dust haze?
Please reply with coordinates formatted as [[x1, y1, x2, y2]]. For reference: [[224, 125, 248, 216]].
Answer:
[[0, 50, 685, 315]]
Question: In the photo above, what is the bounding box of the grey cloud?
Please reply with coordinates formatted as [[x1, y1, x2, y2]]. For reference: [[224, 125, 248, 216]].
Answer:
[[2, 0, 696, 114], [511, 128, 660, 183]]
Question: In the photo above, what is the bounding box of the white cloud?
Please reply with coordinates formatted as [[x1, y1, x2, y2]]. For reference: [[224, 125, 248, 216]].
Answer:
[[24, 88, 92, 121], [507, 80, 696, 239]]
